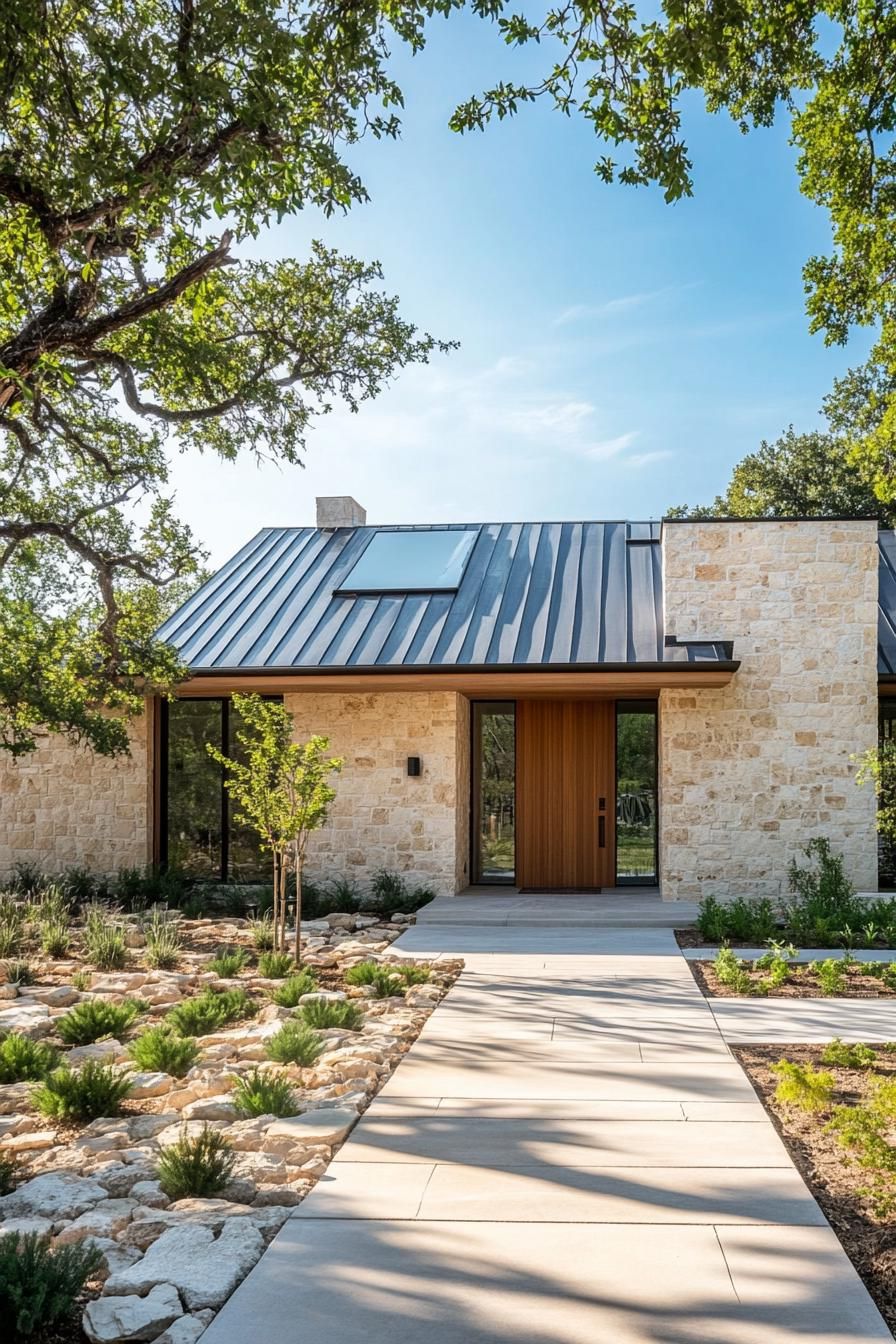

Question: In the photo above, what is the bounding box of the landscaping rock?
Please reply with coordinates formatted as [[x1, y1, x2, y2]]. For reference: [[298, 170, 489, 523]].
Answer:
[[0, 1215, 54, 1238], [149, 1313, 212, 1344], [0, 1171, 110, 1220], [67, 1038, 124, 1065], [84, 1283, 183, 1344], [182, 1094, 237, 1121], [130, 1072, 174, 1099], [105, 1219, 264, 1310], [79, 1235, 143, 1280], [56, 1198, 137, 1244], [2, 1129, 56, 1154], [264, 1107, 357, 1147], [130, 1180, 170, 1208]]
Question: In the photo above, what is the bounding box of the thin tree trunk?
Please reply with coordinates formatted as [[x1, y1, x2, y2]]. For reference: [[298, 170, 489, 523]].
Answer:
[[271, 851, 281, 952], [278, 850, 288, 953], [293, 847, 302, 966]]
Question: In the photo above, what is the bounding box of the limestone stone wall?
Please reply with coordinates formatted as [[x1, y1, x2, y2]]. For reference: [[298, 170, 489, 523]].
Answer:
[[660, 519, 880, 901], [0, 711, 152, 878], [284, 690, 468, 895]]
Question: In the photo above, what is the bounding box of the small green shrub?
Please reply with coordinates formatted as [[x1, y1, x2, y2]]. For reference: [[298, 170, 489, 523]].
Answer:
[[206, 945, 249, 978], [165, 987, 254, 1037], [299, 997, 364, 1030], [772, 1059, 835, 1113], [231, 1067, 300, 1118], [821, 1038, 878, 1068], [0, 1149, 19, 1195], [156, 1126, 234, 1200], [56, 997, 145, 1046], [0, 1231, 103, 1341], [810, 957, 847, 996], [32, 1060, 133, 1122], [71, 969, 91, 992], [343, 960, 404, 998], [713, 946, 755, 994], [396, 962, 431, 985], [129, 1025, 199, 1078], [60, 865, 105, 907], [0, 896, 28, 959], [32, 883, 71, 926], [266, 1020, 324, 1066], [366, 869, 434, 917], [268, 971, 318, 1007], [247, 913, 275, 951], [0, 1033, 58, 1083], [257, 950, 294, 979], [39, 920, 71, 959], [785, 838, 867, 943], [143, 908, 181, 970], [696, 894, 778, 944], [81, 904, 127, 970], [9, 861, 44, 897], [3, 960, 35, 986]]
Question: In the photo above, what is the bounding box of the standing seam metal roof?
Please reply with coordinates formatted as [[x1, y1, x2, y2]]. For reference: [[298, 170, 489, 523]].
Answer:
[[158, 520, 728, 672]]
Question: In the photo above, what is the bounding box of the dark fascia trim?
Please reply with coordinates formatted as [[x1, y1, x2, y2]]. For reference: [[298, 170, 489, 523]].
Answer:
[[661, 514, 881, 526], [879, 674, 896, 684], [183, 659, 742, 678], [333, 586, 459, 598]]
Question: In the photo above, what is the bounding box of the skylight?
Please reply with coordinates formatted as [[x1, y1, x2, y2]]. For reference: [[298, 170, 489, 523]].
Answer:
[[335, 528, 479, 595]]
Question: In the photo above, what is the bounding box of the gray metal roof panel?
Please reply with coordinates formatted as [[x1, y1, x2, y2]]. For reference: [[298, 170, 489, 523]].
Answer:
[[157, 521, 729, 671], [879, 531, 896, 675]]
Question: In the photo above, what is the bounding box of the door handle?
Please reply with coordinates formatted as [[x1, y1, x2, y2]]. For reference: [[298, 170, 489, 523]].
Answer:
[[598, 815, 606, 848]]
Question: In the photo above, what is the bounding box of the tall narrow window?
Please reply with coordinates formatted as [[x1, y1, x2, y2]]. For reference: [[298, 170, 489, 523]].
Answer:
[[616, 701, 658, 884], [161, 698, 280, 881], [473, 702, 516, 883]]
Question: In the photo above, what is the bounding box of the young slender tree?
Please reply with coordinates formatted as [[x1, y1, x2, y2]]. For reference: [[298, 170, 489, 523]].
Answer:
[[207, 695, 341, 959]]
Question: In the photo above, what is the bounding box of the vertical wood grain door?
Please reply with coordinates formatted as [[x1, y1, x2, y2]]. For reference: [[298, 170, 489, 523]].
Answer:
[[516, 700, 615, 890]]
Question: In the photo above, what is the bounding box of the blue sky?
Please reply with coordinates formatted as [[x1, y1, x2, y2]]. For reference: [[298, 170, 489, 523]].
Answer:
[[168, 14, 870, 566]]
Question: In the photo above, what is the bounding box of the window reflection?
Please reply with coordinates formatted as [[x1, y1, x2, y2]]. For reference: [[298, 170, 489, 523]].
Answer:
[[616, 703, 657, 883], [474, 703, 515, 882]]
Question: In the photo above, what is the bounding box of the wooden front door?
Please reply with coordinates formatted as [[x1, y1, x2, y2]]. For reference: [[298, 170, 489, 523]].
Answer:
[[516, 700, 615, 890]]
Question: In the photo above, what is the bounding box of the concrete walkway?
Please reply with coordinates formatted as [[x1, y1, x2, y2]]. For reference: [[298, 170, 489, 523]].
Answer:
[[201, 926, 891, 1344]]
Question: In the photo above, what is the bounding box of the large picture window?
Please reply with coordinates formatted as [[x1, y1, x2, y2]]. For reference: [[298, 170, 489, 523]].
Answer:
[[615, 701, 658, 885], [160, 697, 280, 882]]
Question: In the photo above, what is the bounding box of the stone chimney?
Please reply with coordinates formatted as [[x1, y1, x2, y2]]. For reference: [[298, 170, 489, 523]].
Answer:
[[315, 496, 367, 529]]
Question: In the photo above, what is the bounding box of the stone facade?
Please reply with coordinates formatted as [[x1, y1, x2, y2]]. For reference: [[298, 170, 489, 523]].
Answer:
[[659, 519, 880, 900], [0, 711, 152, 877], [284, 690, 469, 895]]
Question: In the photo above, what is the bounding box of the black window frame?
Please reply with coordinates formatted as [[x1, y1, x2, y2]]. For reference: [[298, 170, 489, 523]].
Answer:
[[159, 695, 281, 882]]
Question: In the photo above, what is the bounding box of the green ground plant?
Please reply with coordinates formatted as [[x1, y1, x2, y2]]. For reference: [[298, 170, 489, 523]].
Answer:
[[231, 1067, 299, 1118], [32, 1061, 133, 1121], [206, 946, 249, 978], [0, 897, 27, 959], [56, 998, 145, 1046], [156, 1126, 234, 1201], [165, 987, 254, 1037], [0, 1033, 58, 1083], [143, 908, 181, 970], [343, 960, 406, 997], [772, 1059, 835, 1113], [129, 1025, 199, 1078], [3, 960, 35, 986], [713, 946, 755, 995], [299, 998, 364, 1031], [257, 950, 294, 979], [39, 921, 71, 958], [266, 1020, 324, 1067], [821, 1038, 878, 1068], [81, 904, 127, 970], [810, 957, 847, 996], [247, 913, 275, 951], [268, 971, 318, 1007], [395, 963, 431, 986], [0, 1232, 103, 1342], [70, 969, 90, 992]]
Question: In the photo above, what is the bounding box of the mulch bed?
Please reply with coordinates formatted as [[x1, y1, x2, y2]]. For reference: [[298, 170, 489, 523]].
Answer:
[[690, 959, 896, 999], [737, 1044, 896, 1337]]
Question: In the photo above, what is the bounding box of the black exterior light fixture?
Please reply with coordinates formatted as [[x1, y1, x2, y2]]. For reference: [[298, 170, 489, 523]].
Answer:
[[407, 756, 422, 777]]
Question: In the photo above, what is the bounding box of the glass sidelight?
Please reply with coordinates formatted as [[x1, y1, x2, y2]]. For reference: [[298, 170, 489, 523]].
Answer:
[[473, 702, 516, 883], [615, 701, 658, 884]]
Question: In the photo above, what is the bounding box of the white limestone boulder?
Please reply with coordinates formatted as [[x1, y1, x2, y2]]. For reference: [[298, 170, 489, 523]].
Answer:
[[83, 1283, 183, 1344], [105, 1219, 264, 1310]]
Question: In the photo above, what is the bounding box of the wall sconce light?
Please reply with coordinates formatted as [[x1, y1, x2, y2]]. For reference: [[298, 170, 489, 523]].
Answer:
[[406, 756, 421, 777]]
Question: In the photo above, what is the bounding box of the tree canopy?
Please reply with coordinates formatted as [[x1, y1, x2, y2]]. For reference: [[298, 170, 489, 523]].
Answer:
[[668, 427, 896, 526], [4, 1, 896, 755]]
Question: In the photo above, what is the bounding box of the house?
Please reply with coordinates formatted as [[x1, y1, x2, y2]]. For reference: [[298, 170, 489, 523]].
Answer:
[[1, 500, 890, 901]]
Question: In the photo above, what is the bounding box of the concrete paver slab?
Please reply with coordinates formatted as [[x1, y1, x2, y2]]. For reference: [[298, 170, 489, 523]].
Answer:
[[333, 1116, 791, 1166]]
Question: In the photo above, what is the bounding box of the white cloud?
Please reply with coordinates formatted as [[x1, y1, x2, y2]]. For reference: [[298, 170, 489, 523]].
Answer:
[[552, 282, 700, 327], [626, 449, 675, 469], [579, 431, 640, 460]]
